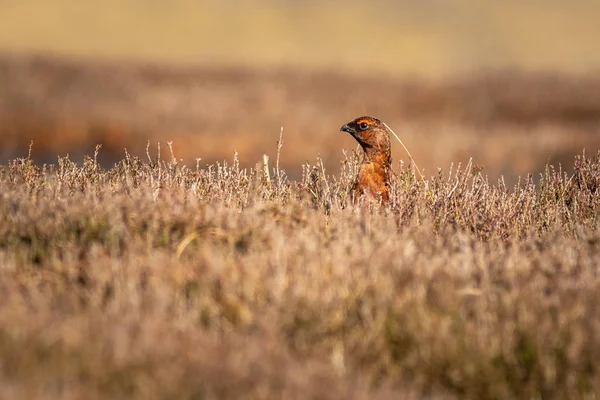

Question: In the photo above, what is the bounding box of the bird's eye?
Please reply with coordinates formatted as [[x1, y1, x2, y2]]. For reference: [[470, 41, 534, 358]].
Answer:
[[359, 122, 369, 129]]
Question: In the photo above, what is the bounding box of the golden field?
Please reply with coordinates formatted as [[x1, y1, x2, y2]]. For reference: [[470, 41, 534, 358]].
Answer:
[[2, 0, 600, 77]]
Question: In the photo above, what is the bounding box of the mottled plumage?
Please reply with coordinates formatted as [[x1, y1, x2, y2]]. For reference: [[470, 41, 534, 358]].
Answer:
[[340, 116, 391, 203]]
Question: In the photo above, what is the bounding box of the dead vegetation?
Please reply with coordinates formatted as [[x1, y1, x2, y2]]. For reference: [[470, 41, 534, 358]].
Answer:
[[0, 145, 599, 399]]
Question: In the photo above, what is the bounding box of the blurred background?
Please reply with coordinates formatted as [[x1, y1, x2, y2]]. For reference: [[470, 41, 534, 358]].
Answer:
[[1, 0, 599, 183]]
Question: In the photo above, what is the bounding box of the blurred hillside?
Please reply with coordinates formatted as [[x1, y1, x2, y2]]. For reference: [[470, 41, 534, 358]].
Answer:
[[0, 1, 599, 183], [2, 0, 600, 77], [2, 54, 599, 183]]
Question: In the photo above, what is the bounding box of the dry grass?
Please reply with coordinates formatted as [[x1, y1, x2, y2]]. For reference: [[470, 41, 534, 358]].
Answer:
[[1, 144, 599, 399]]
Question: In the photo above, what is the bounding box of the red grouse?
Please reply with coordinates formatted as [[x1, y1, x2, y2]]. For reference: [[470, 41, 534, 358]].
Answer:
[[340, 116, 392, 203]]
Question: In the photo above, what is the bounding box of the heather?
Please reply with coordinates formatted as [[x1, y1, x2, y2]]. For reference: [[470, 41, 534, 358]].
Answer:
[[0, 148, 598, 399]]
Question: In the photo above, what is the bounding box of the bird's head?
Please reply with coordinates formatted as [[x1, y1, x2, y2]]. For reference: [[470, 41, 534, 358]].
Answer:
[[340, 116, 391, 159]]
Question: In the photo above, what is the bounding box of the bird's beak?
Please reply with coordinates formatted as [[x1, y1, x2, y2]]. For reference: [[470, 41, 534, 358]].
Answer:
[[340, 124, 354, 134]]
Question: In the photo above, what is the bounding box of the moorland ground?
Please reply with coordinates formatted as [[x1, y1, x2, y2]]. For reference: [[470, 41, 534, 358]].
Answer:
[[0, 138, 599, 398]]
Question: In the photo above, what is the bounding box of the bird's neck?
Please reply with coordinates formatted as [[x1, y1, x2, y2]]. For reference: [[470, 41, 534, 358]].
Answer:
[[363, 147, 391, 169]]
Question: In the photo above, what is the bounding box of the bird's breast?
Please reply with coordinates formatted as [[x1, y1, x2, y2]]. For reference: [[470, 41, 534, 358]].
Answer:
[[353, 162, 389, 202]]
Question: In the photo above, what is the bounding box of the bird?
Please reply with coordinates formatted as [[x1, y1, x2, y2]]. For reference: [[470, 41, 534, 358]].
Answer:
[[340, 116, 391, 203]]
